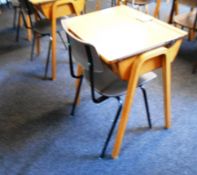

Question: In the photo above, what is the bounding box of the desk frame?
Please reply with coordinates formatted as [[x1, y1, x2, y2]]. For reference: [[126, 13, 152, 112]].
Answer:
[[30, 0, 85, 80]]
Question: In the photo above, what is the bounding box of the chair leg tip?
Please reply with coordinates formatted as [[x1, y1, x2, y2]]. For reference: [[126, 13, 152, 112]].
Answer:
[[99, 151, 106, 158]]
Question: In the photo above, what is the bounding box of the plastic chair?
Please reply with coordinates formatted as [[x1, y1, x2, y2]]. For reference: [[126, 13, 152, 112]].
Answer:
[[16, 0, 67, 79], [65, 29, 157, 158]]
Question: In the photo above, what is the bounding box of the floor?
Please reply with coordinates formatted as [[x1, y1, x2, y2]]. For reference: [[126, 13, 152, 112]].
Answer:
[[0, 1, 197, 175]]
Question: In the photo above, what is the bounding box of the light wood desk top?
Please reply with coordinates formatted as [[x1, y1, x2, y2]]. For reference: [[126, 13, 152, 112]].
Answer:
[[63, 5, 187, 64], [30, 0, 55, 4]]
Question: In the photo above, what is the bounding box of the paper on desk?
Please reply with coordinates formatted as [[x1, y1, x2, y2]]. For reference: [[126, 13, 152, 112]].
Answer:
[[135, 15, 153, 22]]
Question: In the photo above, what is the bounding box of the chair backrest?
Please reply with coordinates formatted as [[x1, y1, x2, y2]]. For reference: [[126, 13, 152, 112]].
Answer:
[[18, 0, 42, 30], [65, 29, 123, 95], [66, 31, 103, 72], [18, 0, 35, 15]]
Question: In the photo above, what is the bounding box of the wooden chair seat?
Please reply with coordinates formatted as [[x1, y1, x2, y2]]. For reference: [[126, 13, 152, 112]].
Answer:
[[178, 0, 197, 7], [134, 0, 153, 6], [174, 9, 197, 30]]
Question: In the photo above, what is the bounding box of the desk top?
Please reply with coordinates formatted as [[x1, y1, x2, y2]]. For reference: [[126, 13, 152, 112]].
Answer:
[[30, 0, 55, 4], [63, 5, 187, 63], [30, 0, 83, 6]]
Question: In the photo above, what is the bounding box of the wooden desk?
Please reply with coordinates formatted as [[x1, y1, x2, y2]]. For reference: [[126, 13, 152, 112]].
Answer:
[[29, 0, 85, 80], [63, 5, 187, 158]]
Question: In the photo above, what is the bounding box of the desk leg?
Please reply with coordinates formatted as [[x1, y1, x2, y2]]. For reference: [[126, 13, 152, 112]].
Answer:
[[51, 18, 57, 80], [163, 39, 183, 127], [163, 54, 171, 128], [154, 0, 161, 18], [26, 15, 32, 41], [75, 65, 83, 104], [35, 33, 40, 56], [112, 64, 140, 159]]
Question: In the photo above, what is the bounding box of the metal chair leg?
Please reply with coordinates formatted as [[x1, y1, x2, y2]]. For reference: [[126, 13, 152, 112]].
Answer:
[[13, 6, 17, 29], [44, 38, 52, 79], [57, 31, 67, 50], [139, 86, 152, 128], [111, 0, 116, 7], [71, 76, 83, 115], [30, 33, 36, 61], [100, 96, 122, 158], [16, 10, 22, 42], [192, 62, 197, 74]]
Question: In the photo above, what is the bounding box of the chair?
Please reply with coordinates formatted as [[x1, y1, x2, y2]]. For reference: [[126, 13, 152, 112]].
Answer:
[[65, 29, 157, 158], [115, 0, 161, 17], [11, 0, 20, 29], [169, 0, 197, 40], [16, 0, 67, 79], [169, 0, 197, 73], [129, 0, 154, 14]]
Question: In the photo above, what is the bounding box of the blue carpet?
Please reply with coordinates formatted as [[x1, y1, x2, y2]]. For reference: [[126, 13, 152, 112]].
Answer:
[[0, 1, 197, 175]]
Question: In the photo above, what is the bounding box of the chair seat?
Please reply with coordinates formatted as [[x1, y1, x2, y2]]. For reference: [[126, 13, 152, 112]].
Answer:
[[86, 71, 157, 97], [174, 10, 197, 30], [178, 0, 197, 7], [33, 19, 63, 35], [134, 0, 154, 5], [138, 71, 157, 87], [100, 78, 128, 97], [11, 0, 19, 6]]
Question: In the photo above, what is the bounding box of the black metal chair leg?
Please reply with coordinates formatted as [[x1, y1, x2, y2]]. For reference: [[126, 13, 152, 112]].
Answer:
[[71, 76, 83, 115], [100, 96, 122, 158], [44, 38, 52, 79], [16, 10, 22, 42], [168, 0, 176, 24], [111, 0, 115, 7], [139, 86, 152, 128], [57, 31, 67, 50], [30, 33, 36, 61], [192, 62, 197, 74], [13, 6, 17, 29]]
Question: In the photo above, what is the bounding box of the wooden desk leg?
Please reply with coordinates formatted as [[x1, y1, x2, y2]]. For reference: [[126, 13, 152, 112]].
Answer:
[[26, 15, 32, 41], [19, 14, 23, 27], [112, 63, 140, 159], [162, 54, 171, 128], [154, 0, 161, 18], [76, 65, 83, 104], [35, 33, 40, 56], [95, 0, 101, 11], [51, 17, 57, 80], [175, 0, 178, 15]]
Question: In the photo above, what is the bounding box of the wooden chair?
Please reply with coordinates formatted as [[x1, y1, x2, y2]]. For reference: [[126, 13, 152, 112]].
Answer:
[[169, 0, 197, 73], [128, 0, 154, 14], [115, 0, 161, 18], [169, 0, 197, 41]]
